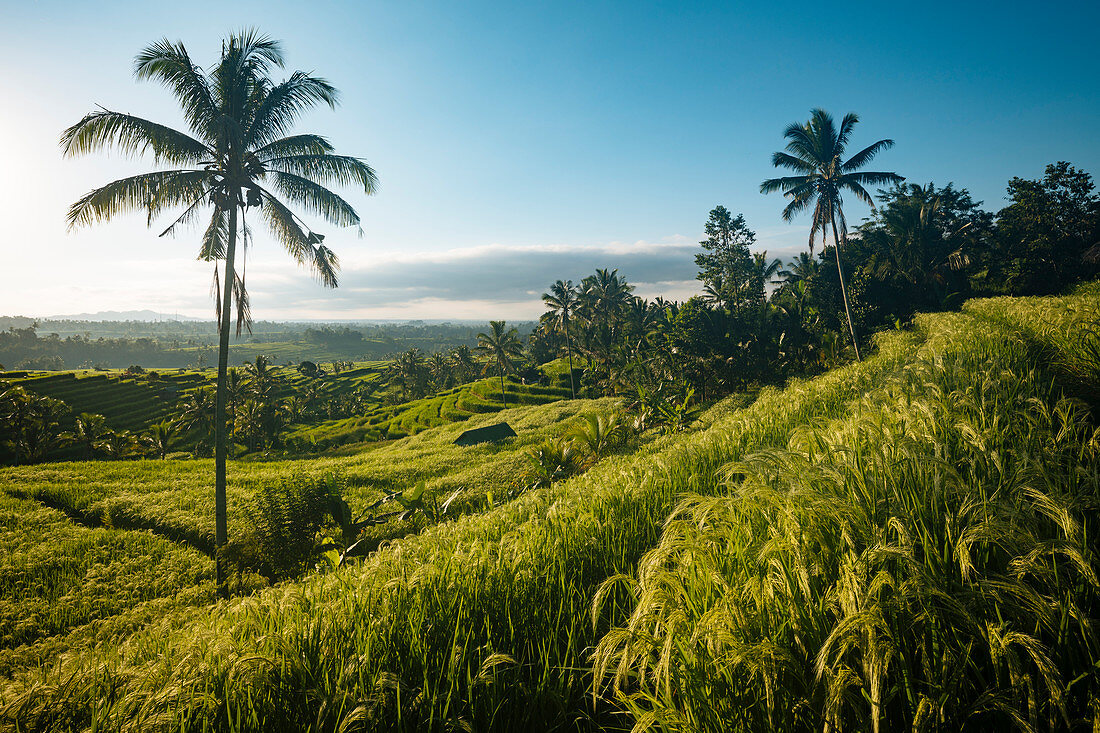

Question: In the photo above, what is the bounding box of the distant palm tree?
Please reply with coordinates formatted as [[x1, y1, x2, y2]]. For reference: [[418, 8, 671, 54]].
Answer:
[[145, 420, 177, 459], [428, 351, 454, 391], [61, 31, 377, 588], [450, 345, 478, 384], [761, 109, 902, 360], [541, 279, 579, 399], [178, 387, 216, 442], [62, 412, 111, 459], [477, 321, 524, 408], [779, 252, 820, 287], [245, 354, 278, 400]]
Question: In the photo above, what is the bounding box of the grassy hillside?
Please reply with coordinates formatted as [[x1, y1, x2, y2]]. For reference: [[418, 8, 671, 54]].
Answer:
[[5, 362, 573, 457], [4, 369, 208, 433], [3, 287, 1100, 730], [286, 376, 573, 448]]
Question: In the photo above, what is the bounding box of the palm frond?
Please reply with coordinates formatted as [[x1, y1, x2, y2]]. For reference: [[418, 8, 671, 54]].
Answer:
[[60, 110, 210, 164], [133, 40, 217, 134], [198, 209, 229, 261], [770, 152, 816, 174], [843, 170, 905, 189], [263, 154, 378, 194], [779, 185, 817, 223], [253, 134, 334, 159], [264, 171, 360, 227], [157, 188, 214, 234], [839, 180, 877, 209], [781, 122, 818, 162], [836, 112, 860, 148], [246, 71, 339, 149], [67, 170, 210, 230], [312, 244, 340, 288], [258, 191, 311, 264], [842, 140, 895, 172], [761, 175, 811, 195], [233, 270, 252, 336]]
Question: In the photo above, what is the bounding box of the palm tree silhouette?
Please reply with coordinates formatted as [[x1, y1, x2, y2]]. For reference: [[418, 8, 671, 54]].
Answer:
[[477, 321, 523, 408], [541, 279, 579, 399], [61, 31, 377, 589], [761, 109, 901, 361]]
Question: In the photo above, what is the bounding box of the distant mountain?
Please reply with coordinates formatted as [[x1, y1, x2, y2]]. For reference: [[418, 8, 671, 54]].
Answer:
[[45, 310, 206, 322]]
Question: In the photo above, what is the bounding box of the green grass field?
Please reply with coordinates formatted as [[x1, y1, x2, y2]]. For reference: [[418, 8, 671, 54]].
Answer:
[[2, 287, 1099, 730], [285, 376, 573, 448], [4, 361, 577, 459]]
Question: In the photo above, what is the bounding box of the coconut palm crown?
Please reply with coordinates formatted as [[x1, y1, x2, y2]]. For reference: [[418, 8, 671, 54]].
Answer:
[[541, 279, 578, 399], [60, 31, 377, 591], [477, 320, 524, 408], [761, 108, 901, 361]]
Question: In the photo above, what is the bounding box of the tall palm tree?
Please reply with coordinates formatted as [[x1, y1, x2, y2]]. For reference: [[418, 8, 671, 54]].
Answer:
[[761, 109, 901, 361], [541, 279, 578, 399], [477, 321, 524, 408], [61, 31, 377, 590]]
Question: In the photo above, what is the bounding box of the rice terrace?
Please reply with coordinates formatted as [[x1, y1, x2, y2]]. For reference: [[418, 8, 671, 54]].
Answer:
[[1, 3, 1099, 731]]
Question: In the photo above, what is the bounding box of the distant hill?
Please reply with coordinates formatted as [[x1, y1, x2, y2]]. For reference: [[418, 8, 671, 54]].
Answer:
[[45, 310, 206, 322]]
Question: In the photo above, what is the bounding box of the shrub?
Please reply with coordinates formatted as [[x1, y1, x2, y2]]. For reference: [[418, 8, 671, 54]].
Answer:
[[222, 472, 343, 582]]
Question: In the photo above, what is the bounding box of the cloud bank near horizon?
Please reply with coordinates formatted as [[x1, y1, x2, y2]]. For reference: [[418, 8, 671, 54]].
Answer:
[[10, 236, 809, 322]]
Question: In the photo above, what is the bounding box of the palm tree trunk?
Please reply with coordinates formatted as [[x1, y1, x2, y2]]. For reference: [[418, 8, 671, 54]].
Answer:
[[565, 319, 576, 400], [213, 205, 237, 595], [829, 213, 863, 362], [498, 360, 508, 408]]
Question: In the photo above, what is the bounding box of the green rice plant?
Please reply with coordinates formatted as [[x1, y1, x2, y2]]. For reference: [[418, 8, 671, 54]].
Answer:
[[8, 291, 1100, 731], [592, 304, 1100, 731], [0, 334, 911, 730]]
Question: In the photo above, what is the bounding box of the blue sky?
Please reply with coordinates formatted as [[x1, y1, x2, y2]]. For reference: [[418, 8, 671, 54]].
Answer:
[[1, 0, 1097, 320]]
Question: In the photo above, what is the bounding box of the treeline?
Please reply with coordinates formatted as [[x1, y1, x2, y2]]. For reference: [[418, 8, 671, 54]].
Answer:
[[526, 162, 1100, 402], [0, 322, 498, 370]]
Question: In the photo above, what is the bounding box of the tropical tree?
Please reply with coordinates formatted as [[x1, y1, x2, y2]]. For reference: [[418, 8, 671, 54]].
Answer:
[[450, 345, 479, 385], [144, 420, 178, 459], [62, 412, 111, 460], [178, 387, 217, 446], [761, 109, 902, 360], [428, 351, 454, 391], [477, 321, 524, 408], [695, 205, 756, 306], [61, 31, 377, 589], [388, 348, 429, 400], [778, 251, 820, 287], [541, 279, 579, 398]]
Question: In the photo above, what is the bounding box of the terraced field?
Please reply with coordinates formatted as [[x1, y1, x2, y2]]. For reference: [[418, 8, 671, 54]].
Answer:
[[4, 369, 208, 433], [286, 376, 573, 448], [7, 289, 1099, 730], [0, 396, 618, 689]]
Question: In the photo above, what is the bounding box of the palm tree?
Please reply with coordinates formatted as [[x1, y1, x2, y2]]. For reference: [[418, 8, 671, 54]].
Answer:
[[761, 109, 902, 361], [477, 320, 524, 408], [541, 279, 579, 399], [749, 251, 783, 304], [244, 354, 279, 400], [428, 351, 454, 391], [62, 412, 111, 460], [145, 420, 178, 459], [61, 32, 377, 590], [779, 251, 820, 287], [450, 345, 478, 384]]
